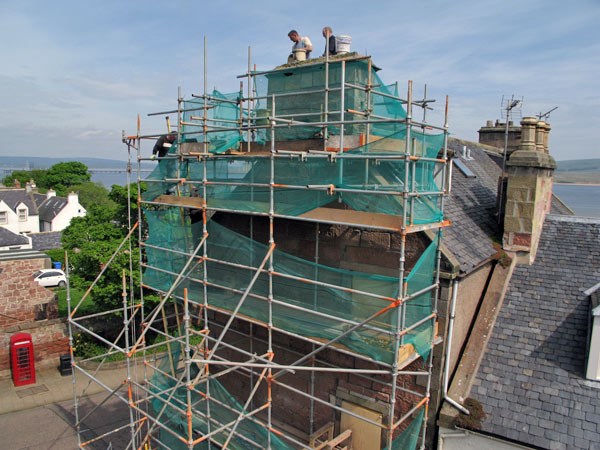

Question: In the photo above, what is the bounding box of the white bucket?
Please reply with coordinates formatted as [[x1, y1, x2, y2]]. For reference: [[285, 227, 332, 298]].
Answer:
[[336, 35, 352, 54], [293, 49, 306, 61]]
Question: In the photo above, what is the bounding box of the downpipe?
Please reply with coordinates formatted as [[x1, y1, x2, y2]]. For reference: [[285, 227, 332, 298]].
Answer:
[[443, 279, 470, 415]]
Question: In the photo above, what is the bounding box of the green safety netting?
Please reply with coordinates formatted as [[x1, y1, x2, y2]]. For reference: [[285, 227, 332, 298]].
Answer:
[[151, 346, 425, 450], [176, 59, 413, 147], [180, 90, 255, 155], [142, 58, 435, 450], [143, 132, 444, 224], [150, 347, 293, 449], [144, 58, 445, 224], [253, 58, 407, 140], [143, 210, 436, 366], [386, 408, 425, 450]]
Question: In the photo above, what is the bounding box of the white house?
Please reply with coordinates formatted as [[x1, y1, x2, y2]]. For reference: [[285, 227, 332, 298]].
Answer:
[[0, 186, 86, 235], [36, 190, 87, 231], [0, 189, 40, 234]]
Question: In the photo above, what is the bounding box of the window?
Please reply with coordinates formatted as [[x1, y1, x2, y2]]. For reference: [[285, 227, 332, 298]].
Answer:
[[18, 208, 27, 222], [0, 211, 6, 224]]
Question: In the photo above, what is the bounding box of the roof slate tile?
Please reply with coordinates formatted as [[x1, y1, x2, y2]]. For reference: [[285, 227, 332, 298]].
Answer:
[[472, 215, 600, 449]]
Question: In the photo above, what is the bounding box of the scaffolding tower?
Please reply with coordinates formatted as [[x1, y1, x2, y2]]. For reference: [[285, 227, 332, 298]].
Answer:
[[67, 46, 451, 450]]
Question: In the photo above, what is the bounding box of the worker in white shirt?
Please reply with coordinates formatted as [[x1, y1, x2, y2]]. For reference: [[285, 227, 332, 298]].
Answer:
[[288, 29, 313, 62]]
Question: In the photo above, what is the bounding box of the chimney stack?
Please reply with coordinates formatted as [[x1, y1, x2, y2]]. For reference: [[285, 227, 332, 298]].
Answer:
[[502, 116, 556, 264], [46, 189, 56, 199], [25, 179, 37, 193]]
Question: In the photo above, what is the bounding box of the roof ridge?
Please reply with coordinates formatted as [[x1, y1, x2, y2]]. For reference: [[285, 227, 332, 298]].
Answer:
[[546, 214, 600, 224]]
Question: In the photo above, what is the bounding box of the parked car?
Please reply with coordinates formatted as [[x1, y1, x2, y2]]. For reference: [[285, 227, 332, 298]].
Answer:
[[33, 269, 66, 288]]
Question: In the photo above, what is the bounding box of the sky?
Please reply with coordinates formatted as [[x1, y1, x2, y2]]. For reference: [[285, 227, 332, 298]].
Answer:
[[0, 0, 598, 162]]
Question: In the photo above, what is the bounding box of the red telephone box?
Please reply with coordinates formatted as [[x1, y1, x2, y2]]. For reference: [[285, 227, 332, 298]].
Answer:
[[10, 333, 36, 387]]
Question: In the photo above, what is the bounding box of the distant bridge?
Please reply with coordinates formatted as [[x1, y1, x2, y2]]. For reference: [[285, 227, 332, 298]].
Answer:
[[0, 167, 152, 174]]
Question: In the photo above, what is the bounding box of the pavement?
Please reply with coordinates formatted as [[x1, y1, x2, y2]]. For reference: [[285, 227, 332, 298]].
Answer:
[[0, 364, 129, 415], [0, 364, 137, 449]]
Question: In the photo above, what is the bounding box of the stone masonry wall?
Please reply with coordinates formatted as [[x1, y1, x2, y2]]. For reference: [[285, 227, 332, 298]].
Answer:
[[214, 211, 429, 275], [206, 212, 431, 439], [0, 257, 68, 378], [0, 258, 56, 328], [0, 319, 69, 378], [210, 314, 426, 439]]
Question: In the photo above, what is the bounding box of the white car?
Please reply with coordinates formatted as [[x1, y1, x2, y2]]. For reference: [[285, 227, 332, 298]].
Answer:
[[33, 269, 67, 288]]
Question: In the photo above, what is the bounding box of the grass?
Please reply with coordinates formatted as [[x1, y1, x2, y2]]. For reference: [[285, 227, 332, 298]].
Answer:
[[56, 287, 95, 317]]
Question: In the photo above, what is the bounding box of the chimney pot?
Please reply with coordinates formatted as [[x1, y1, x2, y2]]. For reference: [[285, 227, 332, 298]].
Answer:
[[535, 121, 546, 153], [543, 122, 551, 154], [519, 117, 537, 151]]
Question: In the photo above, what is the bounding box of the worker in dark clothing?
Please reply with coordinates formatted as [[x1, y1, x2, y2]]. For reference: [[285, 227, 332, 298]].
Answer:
[[322, 26, 336, 56], [151, 131, 177, 159]]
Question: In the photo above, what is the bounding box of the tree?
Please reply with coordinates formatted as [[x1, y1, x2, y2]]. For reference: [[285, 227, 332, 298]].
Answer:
[[2, 161, 91, 196], [45, 162, 91, 196], [2, 169, 48, 188], [69, 181, 116, 211], [109, 183, 144, 228], [62, 183, 142, 310]]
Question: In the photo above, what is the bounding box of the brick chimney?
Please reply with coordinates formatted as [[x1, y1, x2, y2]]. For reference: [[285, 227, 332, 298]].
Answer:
[[502, 117, 556, 264]]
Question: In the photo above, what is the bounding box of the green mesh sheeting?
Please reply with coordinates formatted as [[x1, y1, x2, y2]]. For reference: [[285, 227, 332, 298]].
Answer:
[[385, 408, 424, 450], [253, 58, 407, 140], [143, 128, 444, 224], [180, 90, 258, 155], [143, 210, 436, 365], [150, 347, 293, 449], [143, 57, 446, 224]]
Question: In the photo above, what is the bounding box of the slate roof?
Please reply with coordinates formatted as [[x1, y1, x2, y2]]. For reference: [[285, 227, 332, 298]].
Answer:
[[37, 196, 68, 222], [0, 227, 30, 247], [0, 189, 77, 222], [471, 215, 600, 449], [443, 139, 573, 274], [443, 138, 502, 274], [0, 189, 38, 214], [0, 248, 49, 262], [29, 231, 63, 251]]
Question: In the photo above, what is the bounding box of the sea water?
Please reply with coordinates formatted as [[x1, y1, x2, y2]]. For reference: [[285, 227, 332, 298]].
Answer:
[[554, 184, 600, 218]]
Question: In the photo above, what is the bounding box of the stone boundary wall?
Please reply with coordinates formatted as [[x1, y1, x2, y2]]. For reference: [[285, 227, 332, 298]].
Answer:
[[0, 256, 68, 379], [0, 319, 69, 379]]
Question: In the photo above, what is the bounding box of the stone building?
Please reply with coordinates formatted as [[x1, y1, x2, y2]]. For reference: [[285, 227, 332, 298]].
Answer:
[[0, 249, 68, 379]]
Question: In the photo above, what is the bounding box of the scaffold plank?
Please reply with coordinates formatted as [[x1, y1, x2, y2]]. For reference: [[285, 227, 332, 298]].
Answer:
[[153, 194, 205, 208]]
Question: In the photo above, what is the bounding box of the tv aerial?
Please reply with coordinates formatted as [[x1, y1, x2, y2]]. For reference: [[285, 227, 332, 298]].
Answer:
[[501, 95, 524, 122], [537, 106, 558, 121]]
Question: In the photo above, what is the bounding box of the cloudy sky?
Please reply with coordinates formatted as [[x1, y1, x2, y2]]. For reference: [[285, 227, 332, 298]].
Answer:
[[0, 0, 598, 162]]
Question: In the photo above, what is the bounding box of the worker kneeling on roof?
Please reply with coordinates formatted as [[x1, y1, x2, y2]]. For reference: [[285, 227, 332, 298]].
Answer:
[[287, 29, 312, 63]]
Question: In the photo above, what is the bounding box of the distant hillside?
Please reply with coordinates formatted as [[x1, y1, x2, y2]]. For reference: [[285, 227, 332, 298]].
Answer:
[[0, 156, 129, 169], [556, 158, 600, 172], [0, 156, 154, 171], [554, 158, 600, 184]]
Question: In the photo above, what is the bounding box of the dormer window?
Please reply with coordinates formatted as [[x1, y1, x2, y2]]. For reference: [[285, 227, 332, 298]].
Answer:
[[0, 211, 6, 224], [18, 208, 27, 222]]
